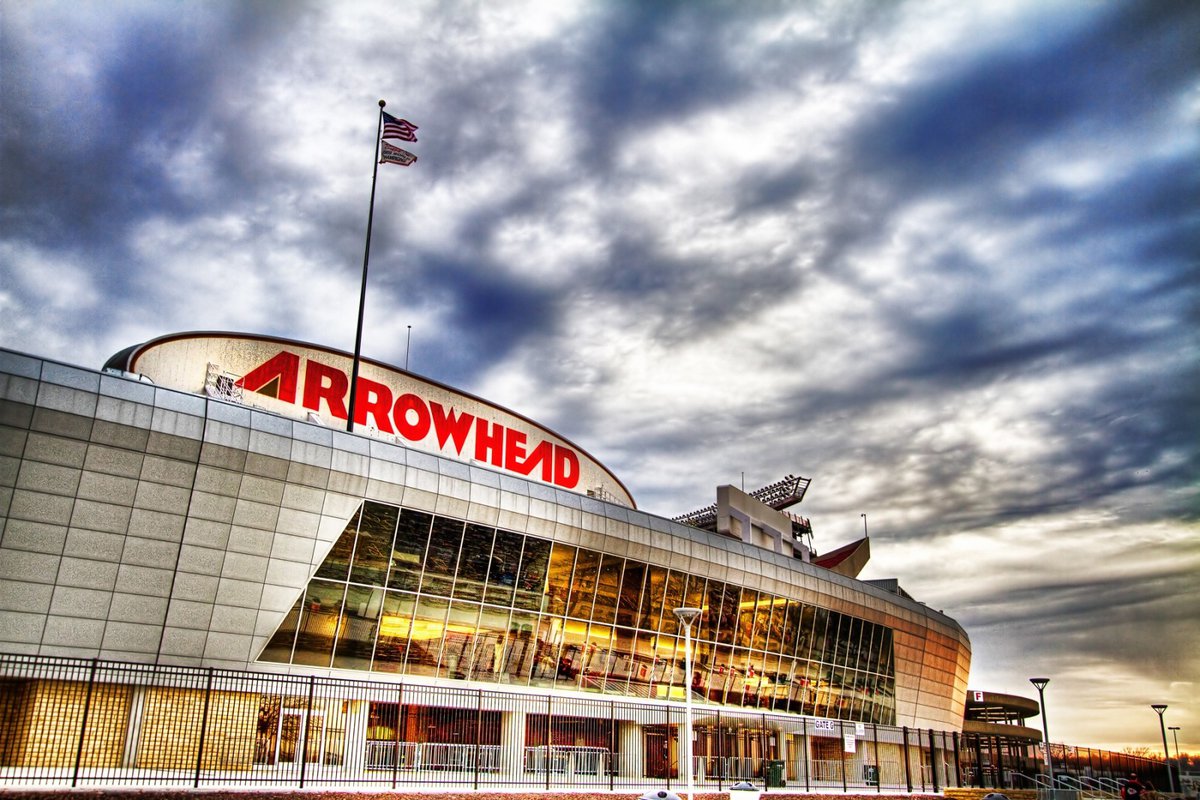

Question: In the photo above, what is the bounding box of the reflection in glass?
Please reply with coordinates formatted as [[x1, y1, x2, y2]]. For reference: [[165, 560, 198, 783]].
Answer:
[[333, 585, 384, 670], [591, 554, 623, 625], [313, 507, 361, 581], [566, 548, 600, 621], [514, 537, 550, 612], [349, 504, 398, 586], [544, 543, 576, 616], [373, 590, 416, 673], [388, 509, 431, 592], [265, 499, 899, 725], [485, 530, 522, 607], [292, 580, 347, 667], [453, 523, 494, 602]]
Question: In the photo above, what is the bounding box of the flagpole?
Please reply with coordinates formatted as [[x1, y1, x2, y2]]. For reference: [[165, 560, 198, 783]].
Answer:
[[347, 99, 387, 432]]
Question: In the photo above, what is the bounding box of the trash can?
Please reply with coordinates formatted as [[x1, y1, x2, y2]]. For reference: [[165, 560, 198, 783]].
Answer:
[[730, 781, 761, 800], [765, 760, 785, 788]]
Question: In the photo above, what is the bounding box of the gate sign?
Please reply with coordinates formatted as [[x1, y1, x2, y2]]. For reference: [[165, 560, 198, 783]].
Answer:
[[106, 332, 634, 507], [974, 691, 985, 702]]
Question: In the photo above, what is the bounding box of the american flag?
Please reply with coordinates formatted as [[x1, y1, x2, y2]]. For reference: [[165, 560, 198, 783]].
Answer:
[[382, 111, 418, 142]]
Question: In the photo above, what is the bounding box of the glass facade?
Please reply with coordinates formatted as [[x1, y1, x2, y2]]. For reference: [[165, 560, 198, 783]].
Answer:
[[261, 501, 896, 724]]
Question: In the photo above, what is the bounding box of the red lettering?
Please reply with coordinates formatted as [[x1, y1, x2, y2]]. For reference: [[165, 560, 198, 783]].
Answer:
[[474, 418, 504, 467], [430, 402, 474, 453], [302, 360, 348, 419], [393, 393, 431, 441], [553, 445, 580, 488], [235, 350, 299, 402], [504, 428, 528, 473], [521, 440, 554, 482], [353, 377, 394, 433]]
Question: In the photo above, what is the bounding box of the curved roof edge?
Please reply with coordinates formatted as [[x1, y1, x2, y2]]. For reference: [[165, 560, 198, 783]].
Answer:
[[108, 331, 636, 508]]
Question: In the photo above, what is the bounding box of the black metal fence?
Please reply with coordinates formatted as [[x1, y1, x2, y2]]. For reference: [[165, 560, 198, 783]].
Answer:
[[0, 653, 1165, 792]]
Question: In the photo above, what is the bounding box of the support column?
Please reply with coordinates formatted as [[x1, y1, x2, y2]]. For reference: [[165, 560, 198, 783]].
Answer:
[[500, 710, 527, 781], [343, 700, 370, 775], [619, 720, 644, 778]]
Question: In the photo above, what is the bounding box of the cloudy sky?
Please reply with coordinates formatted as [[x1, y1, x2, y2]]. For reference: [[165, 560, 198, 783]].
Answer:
[[2, 0, 1197, 753]]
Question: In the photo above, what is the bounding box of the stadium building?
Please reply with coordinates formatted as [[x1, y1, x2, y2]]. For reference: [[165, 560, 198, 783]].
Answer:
[[0, 332, 972, 790]]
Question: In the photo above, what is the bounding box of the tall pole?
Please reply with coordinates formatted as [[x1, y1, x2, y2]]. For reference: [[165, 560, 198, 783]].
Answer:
[[347, 99, 388, 432], [1151, 705, 1176, 793], [861, 513, 868, 538], [1030, 678, 1055, 788], [1168, 726, 1181, 793], [675, 607, 703, 800]]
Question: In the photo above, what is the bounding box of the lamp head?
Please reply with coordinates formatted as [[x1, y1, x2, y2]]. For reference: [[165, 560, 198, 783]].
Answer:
[[1151, 704, 1168, 715], [673, 607, 703, 626], [1029, 677, 1050, 691]]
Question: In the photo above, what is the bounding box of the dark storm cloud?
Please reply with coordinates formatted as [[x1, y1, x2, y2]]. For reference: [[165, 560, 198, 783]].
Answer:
[[852, 2, 1200, 189], [960, 560, 1200, 681]]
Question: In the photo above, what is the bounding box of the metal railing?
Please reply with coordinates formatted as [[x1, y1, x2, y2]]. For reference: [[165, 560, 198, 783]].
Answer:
[[0, 653, 1168, 792]]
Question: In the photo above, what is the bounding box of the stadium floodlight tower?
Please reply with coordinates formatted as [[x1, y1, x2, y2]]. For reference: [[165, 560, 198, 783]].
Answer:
[[674, 607, 703, 800]]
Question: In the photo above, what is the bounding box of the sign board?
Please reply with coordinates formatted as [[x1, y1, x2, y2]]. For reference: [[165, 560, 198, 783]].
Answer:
[[844, 734, 857, 754], [812, 720, 837, 732], [974, 691, 985, 702], [108, 332, 634, 506]]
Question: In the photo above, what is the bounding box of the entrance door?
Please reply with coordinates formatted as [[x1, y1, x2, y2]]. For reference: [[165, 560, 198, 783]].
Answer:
[[277, 708, 327, 765], [645, 727, 677, 778]]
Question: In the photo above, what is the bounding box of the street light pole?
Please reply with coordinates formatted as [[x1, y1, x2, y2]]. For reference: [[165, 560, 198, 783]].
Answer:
[[674, 607, 703, 800], [1168, 726, 1181, 794], [1030, 678, 1055, 789], [1151, 705, 1176, 793]]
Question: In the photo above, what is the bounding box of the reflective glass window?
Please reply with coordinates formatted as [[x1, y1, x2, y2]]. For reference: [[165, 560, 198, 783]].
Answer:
[[544, 543, 576, 617], [439, 600, 481, 678], [780, 600, 801, 657], [259, 595, 302, 663], [405, 595, 450, 676], [470, 604, 511, 680], [810, 607, 830, 663], [333, 585, 384, 670], [485, 529, 522, 606], [373, 590, 416, 673], [292, 579, 347, 667], [388, 509, 431, 591], [714, 582, 739, 645], [592, 554, 623, 624], [515, 536, 550, 612], [735, 589, 756, 649], [638, 566, 668, 632], [659, 570, 686, 635], [616, 562, 644, 628], [313, 507, 361, 581], [453, 523, 494, 601], [566, 548, 600, 620], [765, 597, 786, 654], [421, 517, 463, 597], [505, 611, 538, 681], [349, 503, 398, 586]]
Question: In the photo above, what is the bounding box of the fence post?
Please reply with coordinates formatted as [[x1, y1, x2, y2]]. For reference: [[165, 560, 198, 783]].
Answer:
[[838, 719, 848, 793], [801, 717, 809, 793], [391, 683, 403, 788], [610, 699, 616, 791], [927, 728, 938, 792], [902, 726, 913, 793], [474, 689, 483, 790], [545, 693, 552, 791], [70, 658, 101, 788], [872, 723, 882, 793], [193, 668, 215, 787], [952, 731, 962, 789], [298, 675, 316, 788]]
